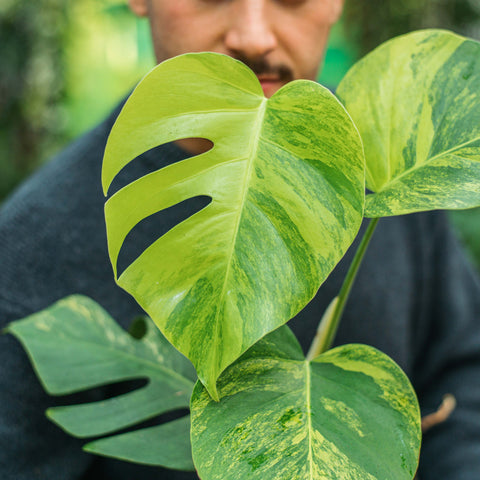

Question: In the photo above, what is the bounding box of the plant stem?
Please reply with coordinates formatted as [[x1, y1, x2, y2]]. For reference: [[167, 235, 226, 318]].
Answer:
[[307, 217, 380, 360], [306, 296, 339, 361]]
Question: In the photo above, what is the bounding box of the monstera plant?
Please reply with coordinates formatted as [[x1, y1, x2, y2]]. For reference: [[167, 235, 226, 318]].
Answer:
[[6, 29, 480, 479]]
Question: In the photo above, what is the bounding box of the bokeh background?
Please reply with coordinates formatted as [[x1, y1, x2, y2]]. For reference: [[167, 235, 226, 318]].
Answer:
[[1, 0, 479, 267]]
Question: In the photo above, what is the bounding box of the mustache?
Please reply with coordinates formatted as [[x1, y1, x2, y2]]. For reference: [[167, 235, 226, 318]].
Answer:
[[234, 55, 294, 83]]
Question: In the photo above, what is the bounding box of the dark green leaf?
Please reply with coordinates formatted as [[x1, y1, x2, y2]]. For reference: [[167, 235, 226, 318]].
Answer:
[[84, 416, 194, 470], [6, 295, 195, 470]]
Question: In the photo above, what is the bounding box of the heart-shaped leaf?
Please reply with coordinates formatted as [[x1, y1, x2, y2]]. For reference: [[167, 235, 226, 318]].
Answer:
[[102, 52, 365, 399], [191, 327, 421, 480], [337, 29, 480, 217], [6, 295, 195, 470]]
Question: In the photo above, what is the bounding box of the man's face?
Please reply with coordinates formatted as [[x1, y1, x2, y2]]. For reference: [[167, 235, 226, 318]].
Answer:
[[129, 0, 344, 98]]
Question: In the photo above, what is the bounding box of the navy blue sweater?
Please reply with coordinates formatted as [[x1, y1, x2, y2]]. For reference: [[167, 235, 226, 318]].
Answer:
[[1, 102, 480, 479]]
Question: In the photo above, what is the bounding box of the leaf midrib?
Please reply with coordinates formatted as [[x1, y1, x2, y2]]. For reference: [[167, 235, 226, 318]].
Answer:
[[305, 361, 314, 480], [211, 97, 268, 371]]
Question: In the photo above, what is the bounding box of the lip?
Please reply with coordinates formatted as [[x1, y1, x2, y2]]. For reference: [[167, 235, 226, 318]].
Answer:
[[257, 76, 283, 97]]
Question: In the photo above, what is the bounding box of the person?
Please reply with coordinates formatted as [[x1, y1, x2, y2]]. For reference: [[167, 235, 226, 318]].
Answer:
[[0, 1, 479, 479]]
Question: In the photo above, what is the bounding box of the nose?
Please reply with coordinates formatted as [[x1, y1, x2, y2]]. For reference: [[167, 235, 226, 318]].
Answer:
[[224, 1, 277, 59]]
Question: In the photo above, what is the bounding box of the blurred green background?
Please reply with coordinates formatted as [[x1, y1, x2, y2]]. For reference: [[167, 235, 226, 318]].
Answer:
[[1, 0, 479, 267]]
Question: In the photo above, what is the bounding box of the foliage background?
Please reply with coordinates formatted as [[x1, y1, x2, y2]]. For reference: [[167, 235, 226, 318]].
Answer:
[[1, 0, 479, 266]]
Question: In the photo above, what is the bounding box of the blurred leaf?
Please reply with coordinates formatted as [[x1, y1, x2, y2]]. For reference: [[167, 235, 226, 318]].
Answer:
[[102, 3, 131, 17], [449, 207, 480, 269]]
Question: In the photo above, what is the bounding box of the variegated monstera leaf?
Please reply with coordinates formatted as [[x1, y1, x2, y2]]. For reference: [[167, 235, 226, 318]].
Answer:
[[191, 326, 421, 480], [337, 29, 480, 217], [103, 53, 365, 399]]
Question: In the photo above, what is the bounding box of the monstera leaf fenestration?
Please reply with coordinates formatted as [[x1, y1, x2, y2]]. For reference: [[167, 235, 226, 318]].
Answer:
[[102, 53, 365, 399], [6, 296, 195, 470], [337, 29, 480, 217], [191, 327, 421, 480]]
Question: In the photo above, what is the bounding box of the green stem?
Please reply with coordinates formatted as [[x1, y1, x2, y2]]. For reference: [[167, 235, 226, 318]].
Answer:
[[307, 217, 380, 360]]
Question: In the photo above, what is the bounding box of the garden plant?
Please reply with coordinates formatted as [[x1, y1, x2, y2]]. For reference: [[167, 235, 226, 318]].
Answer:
[[6, 29, 480, 479]]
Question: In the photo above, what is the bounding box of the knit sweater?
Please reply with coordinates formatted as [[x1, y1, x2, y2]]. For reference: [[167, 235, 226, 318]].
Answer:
[[1, 101, 480, 479]]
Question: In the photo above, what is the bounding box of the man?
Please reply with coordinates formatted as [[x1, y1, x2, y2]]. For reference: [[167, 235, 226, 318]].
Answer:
[[0, 1, 479, 479]]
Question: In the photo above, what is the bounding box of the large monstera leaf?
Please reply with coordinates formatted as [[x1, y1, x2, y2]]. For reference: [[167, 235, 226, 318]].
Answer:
[[102, 53, 365, 399], [191, 326, 421, 480], [6, 296, 195, 470], [337, 29, 480, 217]]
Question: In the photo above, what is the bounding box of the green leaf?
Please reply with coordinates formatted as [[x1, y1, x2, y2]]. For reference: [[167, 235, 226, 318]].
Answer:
[[102, 52, 365, 399], [337, 29, 480, 217], [83, 416, 193, 470], [191, 327, 421, 480], [5, 295, 195, 470]]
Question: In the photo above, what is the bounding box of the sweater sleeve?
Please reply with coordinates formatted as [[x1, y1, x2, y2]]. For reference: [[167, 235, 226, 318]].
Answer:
[[414, 212, 480, 480]]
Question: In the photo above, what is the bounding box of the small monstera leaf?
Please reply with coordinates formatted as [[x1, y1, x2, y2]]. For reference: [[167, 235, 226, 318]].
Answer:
[[102, 52, 365, 399], [191, 327, 421, 480], [337, 29, 480, 217], [6, 295, 195, 470]]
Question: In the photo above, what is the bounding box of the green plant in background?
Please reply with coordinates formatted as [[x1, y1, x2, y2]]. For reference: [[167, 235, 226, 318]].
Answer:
[[63, 0, 154, 139], [343, 0, 480, 56], [0, 0, 69, 200], [449, 207, 480, 269], [5, 29, 480, 479], [0, 0, 154, 202]]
